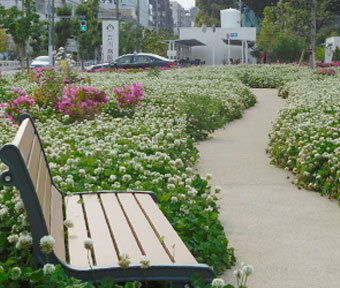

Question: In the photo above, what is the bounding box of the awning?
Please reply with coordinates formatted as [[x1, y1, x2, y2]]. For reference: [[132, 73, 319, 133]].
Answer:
[[222, 39, 255, 48], [163, 39, 206, 47]]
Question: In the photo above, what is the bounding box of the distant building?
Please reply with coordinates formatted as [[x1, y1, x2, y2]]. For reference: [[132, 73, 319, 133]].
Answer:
[[100, 0, 150, 27], [170, 1, 197, 34], [189, 6, 198, 26], [149, 0, 173, 31]]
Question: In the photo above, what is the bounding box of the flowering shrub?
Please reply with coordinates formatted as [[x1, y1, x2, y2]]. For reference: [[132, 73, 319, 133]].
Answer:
[[1, 89, 35, 123], [314, 67, 336, 76], [112, 82, 144, 109], [57, 84, 108, 121]]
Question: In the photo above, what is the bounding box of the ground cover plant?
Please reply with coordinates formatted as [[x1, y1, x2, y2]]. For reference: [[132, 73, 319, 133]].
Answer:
[[268, 76, 340, 199], [235, 64, 311, 88], [0, 66, 256, 286]]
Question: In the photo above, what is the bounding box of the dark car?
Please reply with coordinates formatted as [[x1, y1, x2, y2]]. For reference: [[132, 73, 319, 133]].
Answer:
[[87, 53, 176, 71]]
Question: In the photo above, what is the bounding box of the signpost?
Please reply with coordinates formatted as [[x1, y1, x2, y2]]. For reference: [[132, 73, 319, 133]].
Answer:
[[102, 20, 119, 63]]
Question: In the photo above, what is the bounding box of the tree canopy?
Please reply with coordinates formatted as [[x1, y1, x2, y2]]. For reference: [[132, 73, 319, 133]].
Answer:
[[0, 0, 43, 67], [242, 0, 279, 17], [195, 0, 236, 26]]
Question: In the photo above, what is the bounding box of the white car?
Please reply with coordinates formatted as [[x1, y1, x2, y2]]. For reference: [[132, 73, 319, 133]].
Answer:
[[30, 56, 51, 68]]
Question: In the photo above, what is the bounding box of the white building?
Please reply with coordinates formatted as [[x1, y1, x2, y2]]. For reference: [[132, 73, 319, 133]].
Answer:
[[325, 36, 340, 63], [178, 26, 256, 65], [169, 8, 257, 65]]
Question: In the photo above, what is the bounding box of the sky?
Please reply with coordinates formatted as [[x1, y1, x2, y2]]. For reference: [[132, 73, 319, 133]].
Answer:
[[176, 0, 196, 10]]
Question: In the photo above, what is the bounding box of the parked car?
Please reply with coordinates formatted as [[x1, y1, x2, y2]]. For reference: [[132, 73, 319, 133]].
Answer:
[[87, 53, 176, 71], [30, 56, 51, 68]]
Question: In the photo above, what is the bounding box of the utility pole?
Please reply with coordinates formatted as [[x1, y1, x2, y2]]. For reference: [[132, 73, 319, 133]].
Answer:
[[155, 0, 159, 33], [238, 0, 242, 27], [115, 0, 119, 21], [48, 0, 55, 66], [48, 0, 52, 66], [21, 0, 26, 70], [136, 0, 140, 52], [136, 0, 140, 25]]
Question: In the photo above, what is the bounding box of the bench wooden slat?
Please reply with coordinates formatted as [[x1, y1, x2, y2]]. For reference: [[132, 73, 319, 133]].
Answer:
[[100, 193, 143, 263], [82, 194, 119, 266], [118, 193, 171, 263], [50, 186, 66, 261], [66, 195, 92, 267], [36, 152, 47, 214], [27, 136, 41, 188], [135, 194, 197, 264], [44, 174, 52, 233], [12, 118, 35, 164]]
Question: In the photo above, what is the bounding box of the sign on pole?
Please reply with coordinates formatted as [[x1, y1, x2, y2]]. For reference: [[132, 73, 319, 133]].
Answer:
[[102, 20, 119, 62]]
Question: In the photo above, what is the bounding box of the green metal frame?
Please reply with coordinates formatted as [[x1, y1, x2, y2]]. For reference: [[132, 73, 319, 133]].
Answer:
[[0, 114, 215, 285]]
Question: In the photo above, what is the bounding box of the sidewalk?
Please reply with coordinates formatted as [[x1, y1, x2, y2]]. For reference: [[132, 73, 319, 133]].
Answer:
[[196, 89, 340, 288]]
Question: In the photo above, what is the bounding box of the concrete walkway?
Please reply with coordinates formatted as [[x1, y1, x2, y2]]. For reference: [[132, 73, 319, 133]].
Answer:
[[196, 89, 340, 288]]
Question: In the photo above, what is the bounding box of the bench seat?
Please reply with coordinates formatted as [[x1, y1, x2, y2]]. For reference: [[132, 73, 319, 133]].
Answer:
[[0, 114, 215, 285]]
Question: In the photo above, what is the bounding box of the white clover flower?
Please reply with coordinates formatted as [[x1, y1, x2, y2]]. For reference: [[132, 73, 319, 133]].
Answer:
[[53, 175, 63, 183], [167, 184, 175, 190], [7, 234, 19, 244], [242, 264, 254, 276], [66, 178, 74, 186], [79, 169, 86, 177], [109, 174, 117, 182], [10, 267, 21, 280], [43, 263, 56, 275], [84, 238, 93, 250], [233, 269, 242, 279], [122, 174, 132, 182], [170, 196, 178, 203], [119, 166, 127, 174], [40, 235, 55, 254], [64, 219, 74, 228], [14, 200, 24, 212], [139, 255, 150, 269], [174, 158, 183, 167], [16, 234, 32, 249], [0, 207, 9, 219], [118, 253, 131, 269], [211, 278, 225, 288]]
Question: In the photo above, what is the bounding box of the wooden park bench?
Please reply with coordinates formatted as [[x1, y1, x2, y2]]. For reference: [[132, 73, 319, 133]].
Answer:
[[0, 114, 215, 286]]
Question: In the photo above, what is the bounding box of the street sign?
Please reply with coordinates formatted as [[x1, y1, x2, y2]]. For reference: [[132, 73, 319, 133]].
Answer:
[[230, 32, 238, 37]]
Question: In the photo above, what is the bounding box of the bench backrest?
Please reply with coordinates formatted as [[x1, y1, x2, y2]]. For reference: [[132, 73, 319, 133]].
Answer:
[[0, 115, 65, 264]]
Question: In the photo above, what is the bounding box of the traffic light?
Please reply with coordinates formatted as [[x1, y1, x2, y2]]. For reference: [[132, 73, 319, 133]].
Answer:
[[80, 19, 87, 31]]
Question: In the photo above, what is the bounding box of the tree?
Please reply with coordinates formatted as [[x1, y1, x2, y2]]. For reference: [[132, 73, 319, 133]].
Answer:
[[195, 0, 237, 26], [242, 0, 279, 17], [276, 0, 340, 68], [332, 46, 340, 61], [257, 6, 279, 63], [0, 29, 8, 53], [272, 32, 306, 62], [74, 0, 101, 62], [0, 0, 43, 69], [55, 5, 73, 49]]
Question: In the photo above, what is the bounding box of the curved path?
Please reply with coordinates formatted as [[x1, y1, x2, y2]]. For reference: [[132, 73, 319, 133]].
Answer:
[[196, 89, 340, 288]]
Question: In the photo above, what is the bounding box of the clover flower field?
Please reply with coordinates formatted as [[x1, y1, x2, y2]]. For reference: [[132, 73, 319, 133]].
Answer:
[[0, 66, 257, 285], [0, 64, 339, 286]]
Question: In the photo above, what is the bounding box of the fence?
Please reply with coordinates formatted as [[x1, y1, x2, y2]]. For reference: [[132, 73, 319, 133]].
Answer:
[[0, 60, 22, 71]]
